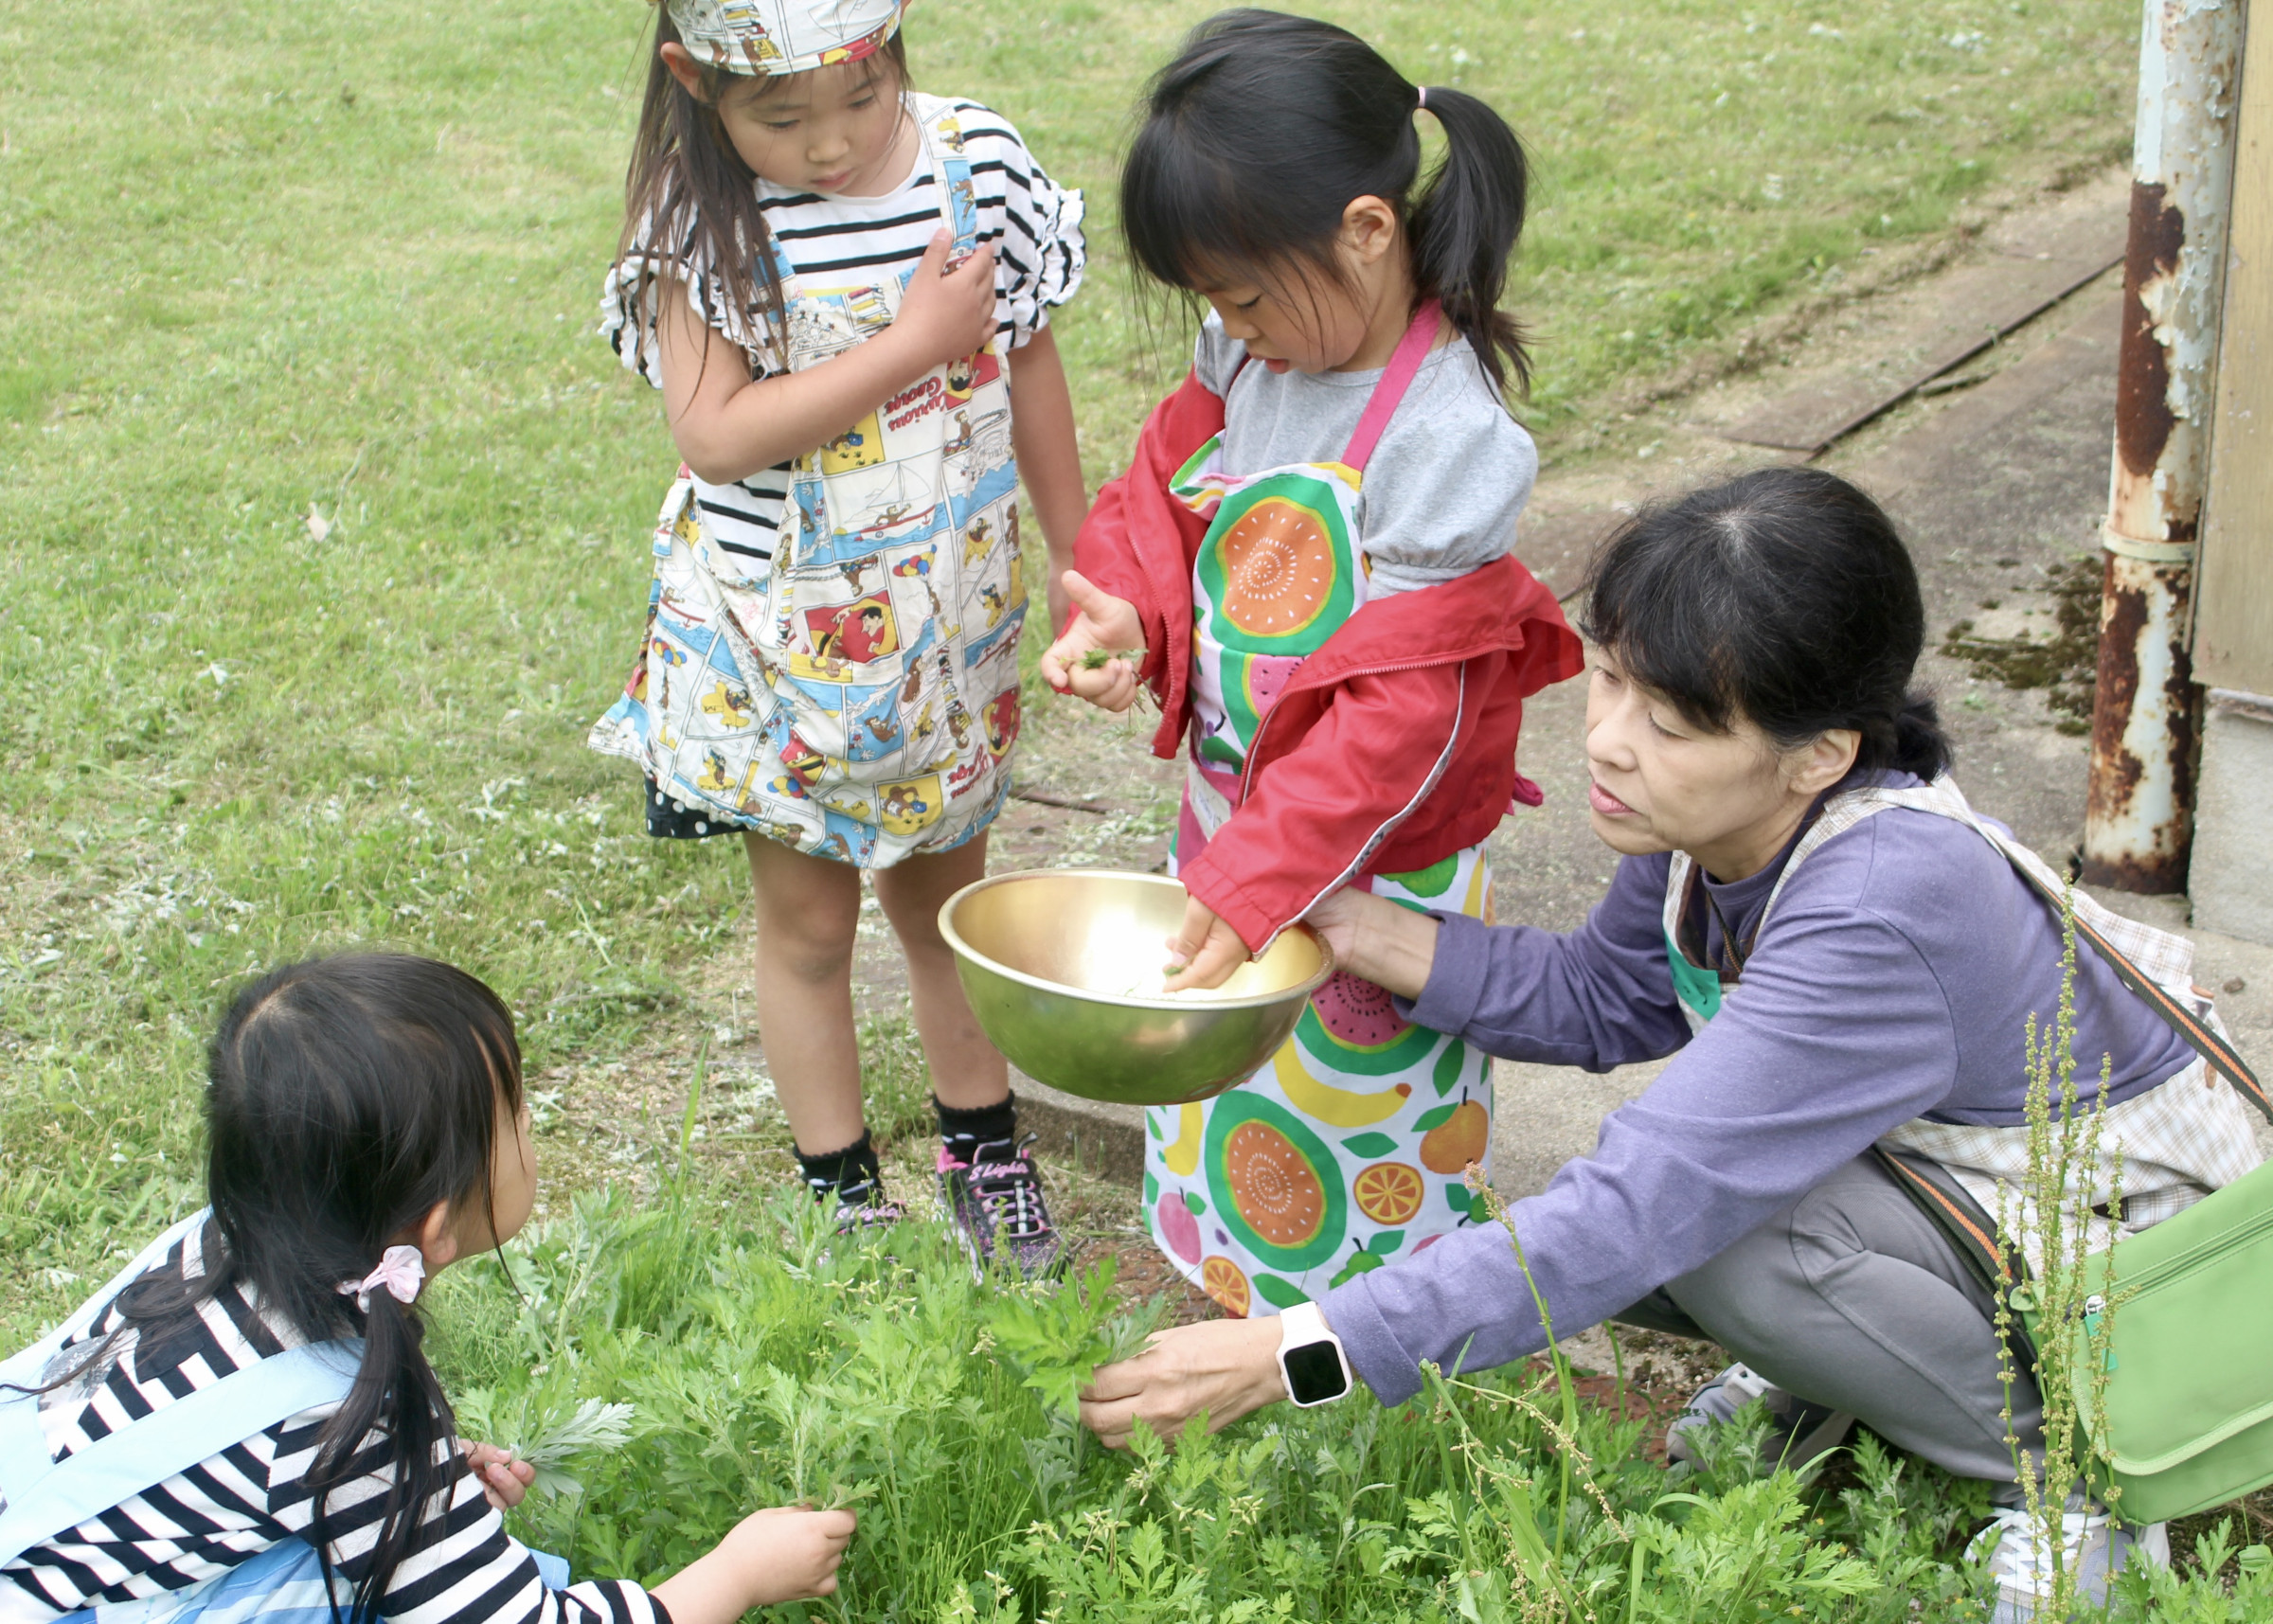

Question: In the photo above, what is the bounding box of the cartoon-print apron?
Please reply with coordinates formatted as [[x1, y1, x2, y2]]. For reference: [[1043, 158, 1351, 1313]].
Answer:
[[1142, 303, 1497, 1317], [588, 102, 1027, 868]]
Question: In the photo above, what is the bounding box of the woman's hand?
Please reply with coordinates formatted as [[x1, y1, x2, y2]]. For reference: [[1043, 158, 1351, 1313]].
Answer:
[[1079, 1317, 1287, 1449], [888, 232, 999, 375], [653, 1507, 857, 1624], [1162, 895, 1251, 992], [458, 1440, 536, 1512], [1303, 886, 1442, 1001], [1039, 571, 1147, 710]]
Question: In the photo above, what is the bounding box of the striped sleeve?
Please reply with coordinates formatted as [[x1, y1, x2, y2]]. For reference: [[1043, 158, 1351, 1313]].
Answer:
[[264, 1420, 666, 1624], [949, 102, 1086, 348]]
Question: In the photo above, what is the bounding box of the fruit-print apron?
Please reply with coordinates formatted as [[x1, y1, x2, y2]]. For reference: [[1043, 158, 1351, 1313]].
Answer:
[[1142, 303, 1497, 1317], [588, 101, 1027, 869]]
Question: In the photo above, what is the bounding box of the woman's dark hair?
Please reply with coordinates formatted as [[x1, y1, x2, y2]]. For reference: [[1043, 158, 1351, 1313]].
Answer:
[[619, 15, 911, 372], [1582, 466, 1953, 779], [1121, 9, 1532, 395], [34, 955, 524, 1623]]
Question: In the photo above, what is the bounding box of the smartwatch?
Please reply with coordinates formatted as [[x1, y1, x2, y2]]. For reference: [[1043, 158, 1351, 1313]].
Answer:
[[1275, 1301, 1352, 1407]]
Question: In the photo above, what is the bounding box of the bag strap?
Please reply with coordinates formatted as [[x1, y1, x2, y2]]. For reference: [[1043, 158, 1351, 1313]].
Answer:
[[1870, 1145, 2041, 1373], [1996, 855, 2270, 1124], [1339, 299, 1443, 473], [0, 1342, 361, 1568]]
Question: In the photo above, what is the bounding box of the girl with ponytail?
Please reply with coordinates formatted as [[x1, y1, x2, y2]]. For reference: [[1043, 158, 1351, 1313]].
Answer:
[[2, 955, 851, 1624], [1042, 10, 1582, 1311]]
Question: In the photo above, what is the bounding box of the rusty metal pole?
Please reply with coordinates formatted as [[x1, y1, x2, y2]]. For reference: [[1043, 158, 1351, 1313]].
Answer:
[[2082, 0, 2246, 892]]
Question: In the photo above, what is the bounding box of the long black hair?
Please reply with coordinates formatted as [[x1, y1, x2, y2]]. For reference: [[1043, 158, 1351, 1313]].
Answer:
[[1582, 466, 1954, 779], [37, 955, 524, 1623], [1121, 9, 1533, 395], [619, 11, 912, 369]]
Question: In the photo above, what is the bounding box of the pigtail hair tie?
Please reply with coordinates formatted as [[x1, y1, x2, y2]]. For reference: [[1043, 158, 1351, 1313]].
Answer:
[[1415, 86, 1427, 110]]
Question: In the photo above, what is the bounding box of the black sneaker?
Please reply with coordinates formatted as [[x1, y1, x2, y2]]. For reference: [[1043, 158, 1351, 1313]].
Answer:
[[937, 1133, 1065, 1278]]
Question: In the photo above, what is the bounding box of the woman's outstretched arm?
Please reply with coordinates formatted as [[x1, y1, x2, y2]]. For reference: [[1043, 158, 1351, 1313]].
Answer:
[[1308, 856, 1689, 1073]]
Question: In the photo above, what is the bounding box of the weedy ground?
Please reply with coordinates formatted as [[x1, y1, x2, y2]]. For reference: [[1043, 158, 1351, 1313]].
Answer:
[[423, 1181, 2273, 1621]]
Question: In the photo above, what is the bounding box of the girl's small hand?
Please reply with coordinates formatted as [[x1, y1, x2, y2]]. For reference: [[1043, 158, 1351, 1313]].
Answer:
[[1039, 571, 1146, 711], [458, 1440, 536, 1512], [891, 231, 999, 376], [727, 1507, 858, 1607], [1162, 895, 1251, 992]]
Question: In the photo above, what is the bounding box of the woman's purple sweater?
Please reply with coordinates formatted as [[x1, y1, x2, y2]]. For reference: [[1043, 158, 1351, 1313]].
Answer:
[[1317, 773, 2195, 1404]]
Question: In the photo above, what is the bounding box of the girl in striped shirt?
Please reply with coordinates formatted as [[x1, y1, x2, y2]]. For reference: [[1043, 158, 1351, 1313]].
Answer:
[[0, 955, 851, 1624], [587, 0, 1087, 1270]]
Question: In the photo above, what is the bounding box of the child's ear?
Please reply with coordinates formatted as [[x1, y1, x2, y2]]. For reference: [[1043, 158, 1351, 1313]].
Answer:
[[413, 1198, 462, 1273], [659, 42, 709, 102], [1338, 195, 1401, 267]]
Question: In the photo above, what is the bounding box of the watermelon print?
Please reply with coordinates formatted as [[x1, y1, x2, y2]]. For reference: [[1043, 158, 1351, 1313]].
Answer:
[[1144, 846, 1496, 1312]]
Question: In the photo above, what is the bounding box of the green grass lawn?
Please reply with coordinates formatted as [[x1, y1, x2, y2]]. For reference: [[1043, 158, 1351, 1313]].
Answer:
[[0, 0, 2142, 1344]]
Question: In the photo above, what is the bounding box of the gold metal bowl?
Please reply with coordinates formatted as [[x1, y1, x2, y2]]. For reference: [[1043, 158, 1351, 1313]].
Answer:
[[940, 868, 1333, 1107]]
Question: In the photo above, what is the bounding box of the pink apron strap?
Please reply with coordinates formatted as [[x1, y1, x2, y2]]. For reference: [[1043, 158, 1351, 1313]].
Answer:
[[1339, 298, 1444, 473]]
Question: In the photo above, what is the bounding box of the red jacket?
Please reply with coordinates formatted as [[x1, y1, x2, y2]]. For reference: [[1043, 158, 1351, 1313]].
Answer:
[[1069, 370, 1584, 953]]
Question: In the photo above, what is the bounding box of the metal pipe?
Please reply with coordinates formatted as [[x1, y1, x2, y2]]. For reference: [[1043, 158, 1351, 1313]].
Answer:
[[2082, 0, 2246, 893]]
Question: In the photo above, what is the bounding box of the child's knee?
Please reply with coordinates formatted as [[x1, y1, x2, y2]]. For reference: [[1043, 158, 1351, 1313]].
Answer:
[[758, 909, 859, 981]]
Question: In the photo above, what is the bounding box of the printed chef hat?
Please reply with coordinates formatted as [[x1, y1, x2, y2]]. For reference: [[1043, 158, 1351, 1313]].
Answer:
[[666, 0, 906, 76]]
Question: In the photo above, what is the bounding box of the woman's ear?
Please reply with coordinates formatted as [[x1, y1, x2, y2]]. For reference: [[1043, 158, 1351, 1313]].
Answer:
[[1792, 728, 1861, 794], [1338, 195, 1402, 266], [659, 42, 708, 102]]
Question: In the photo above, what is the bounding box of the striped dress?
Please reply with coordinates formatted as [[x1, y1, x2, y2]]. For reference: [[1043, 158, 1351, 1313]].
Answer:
[[0, 1221, 659, 1624]]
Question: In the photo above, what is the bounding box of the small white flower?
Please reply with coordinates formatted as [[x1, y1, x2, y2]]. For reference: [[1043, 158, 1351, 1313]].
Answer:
[[202, 663, 229, 686], [306, 503, 335, 544], [1761, 173, 1786, 202]]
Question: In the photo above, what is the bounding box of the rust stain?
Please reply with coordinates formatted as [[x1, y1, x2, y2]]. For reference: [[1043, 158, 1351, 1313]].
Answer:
[[2081, 562, 2198, 893], [2114, 180, 2186, 481], [2086, 571, 2147, 823]]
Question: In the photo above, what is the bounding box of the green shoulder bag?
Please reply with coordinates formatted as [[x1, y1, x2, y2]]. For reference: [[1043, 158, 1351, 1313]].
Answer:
[[1875, 871, 2273, 1526]]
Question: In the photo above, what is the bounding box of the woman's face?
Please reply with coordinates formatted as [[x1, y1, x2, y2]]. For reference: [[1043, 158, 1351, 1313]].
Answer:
[[664, 48, 910, 197], [1583, 653, 1856, 882]]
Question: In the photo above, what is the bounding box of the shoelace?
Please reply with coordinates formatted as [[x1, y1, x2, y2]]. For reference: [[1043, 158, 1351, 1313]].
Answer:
[[1974, 1507, 2112, 1595], [968, 1143, 1051, 1240]]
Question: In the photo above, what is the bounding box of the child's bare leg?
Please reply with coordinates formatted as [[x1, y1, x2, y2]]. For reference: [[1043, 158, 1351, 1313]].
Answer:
[[743, 834, 866, 1155], [869, 833, 1009, 1110]]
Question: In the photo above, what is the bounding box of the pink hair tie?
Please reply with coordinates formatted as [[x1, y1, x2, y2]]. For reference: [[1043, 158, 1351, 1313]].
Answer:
[[1415, 86, 1427, 110], [338, 1246, 426, 1312]]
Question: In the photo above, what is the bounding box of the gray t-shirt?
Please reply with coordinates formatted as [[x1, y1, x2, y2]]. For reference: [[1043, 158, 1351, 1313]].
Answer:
[[1193, 313, 1535, 598]]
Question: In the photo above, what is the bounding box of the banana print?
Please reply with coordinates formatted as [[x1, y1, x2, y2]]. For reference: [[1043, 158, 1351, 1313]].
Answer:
[[1271, 1044, 1409, 1128], [1161, 1102, 1204, 1177]]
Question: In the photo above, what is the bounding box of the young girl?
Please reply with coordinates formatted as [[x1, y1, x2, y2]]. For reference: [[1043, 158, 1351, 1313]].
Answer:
[[587, 0, 1088, 1267], [1042, 11, 1582, 1314], [0, 955, 850, 1624]]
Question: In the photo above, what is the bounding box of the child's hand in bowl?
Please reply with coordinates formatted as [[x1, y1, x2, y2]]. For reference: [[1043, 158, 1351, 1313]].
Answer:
[[1041, 571, 1146, 711], [1161, 896, 1252, 992]]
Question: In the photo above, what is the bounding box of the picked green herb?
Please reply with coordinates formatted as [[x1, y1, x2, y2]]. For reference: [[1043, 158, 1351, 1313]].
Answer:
[[1078, 647, 1148, 669]]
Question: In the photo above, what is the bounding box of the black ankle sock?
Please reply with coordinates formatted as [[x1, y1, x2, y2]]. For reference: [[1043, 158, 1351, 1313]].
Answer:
[[795, 1133, 883, 1205], [935, 1093, 1017, 1165]]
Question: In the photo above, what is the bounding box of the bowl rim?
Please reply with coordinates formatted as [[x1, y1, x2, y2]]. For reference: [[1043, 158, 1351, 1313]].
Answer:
[[939, 867, 1337, 1011]]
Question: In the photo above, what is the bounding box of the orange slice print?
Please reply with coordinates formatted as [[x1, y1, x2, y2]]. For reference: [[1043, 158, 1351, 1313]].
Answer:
[[1202, 1255, 1251, 1317], [1351, 1161, 1425, 1226]]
